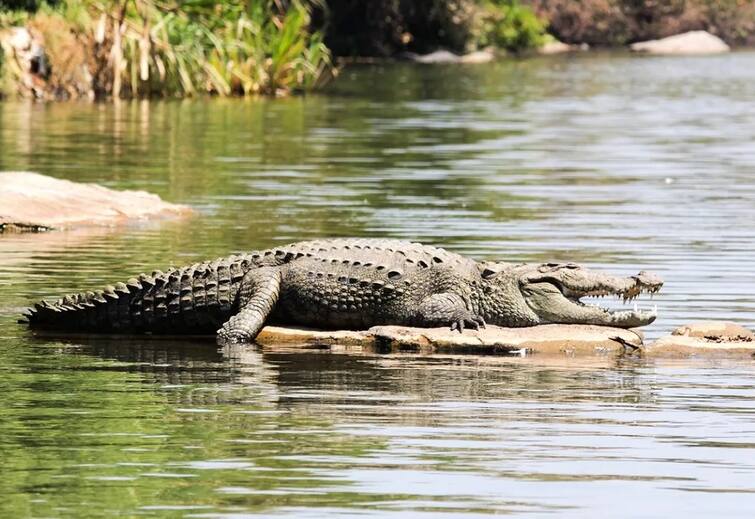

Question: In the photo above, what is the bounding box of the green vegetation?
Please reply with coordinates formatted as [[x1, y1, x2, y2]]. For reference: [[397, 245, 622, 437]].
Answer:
[[1, 0, 334, 99], [476, 1, 547, 51]]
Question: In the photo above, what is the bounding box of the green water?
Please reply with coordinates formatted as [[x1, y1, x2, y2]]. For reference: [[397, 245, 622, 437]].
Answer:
[[1, 53, 754, 517]]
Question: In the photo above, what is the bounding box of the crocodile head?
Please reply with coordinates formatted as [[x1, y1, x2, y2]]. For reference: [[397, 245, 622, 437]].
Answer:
[[481, 262, 663, 328]]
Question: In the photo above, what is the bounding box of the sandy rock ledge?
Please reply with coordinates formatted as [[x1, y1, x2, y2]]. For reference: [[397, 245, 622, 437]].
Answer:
[[255, 324, 643, 356]]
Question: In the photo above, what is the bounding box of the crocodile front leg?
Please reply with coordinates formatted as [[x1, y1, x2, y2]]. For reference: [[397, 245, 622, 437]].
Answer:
[[217, 267, 282, 343], [415, 293, 486, 333]]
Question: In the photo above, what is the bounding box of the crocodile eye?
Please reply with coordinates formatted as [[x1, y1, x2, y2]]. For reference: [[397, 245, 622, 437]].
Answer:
[[481, 268, 497, 279]]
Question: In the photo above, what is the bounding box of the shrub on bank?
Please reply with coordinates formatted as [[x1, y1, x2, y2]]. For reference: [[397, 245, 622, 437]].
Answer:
[[475, 1, 547, 51]]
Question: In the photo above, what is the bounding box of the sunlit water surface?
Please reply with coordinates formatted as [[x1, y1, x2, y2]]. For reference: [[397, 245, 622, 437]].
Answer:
[[1, 52, 754, 517]]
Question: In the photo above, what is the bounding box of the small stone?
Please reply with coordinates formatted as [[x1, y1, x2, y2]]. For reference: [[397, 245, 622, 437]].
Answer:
[[671, 321, 754, 340], [646, 321, 755, 358]]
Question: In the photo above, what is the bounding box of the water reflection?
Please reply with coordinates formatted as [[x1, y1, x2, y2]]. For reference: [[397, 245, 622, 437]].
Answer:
[[8, 334, 754, 517]]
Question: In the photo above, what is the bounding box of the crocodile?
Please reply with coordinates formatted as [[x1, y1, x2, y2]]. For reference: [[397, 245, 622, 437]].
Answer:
[[22, 238, 663, 343]]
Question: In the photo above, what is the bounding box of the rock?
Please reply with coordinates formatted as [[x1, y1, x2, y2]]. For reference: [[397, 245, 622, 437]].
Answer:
[[672, 321, 754, 340], [255, 324, 643, 356], [0, 27, 47, 98], [404, 49, 495, 64], [539, 40, 589, 55], [646, 321, 755, 358], [630, 31, 730, 55], [0, 171, 192, 231], [459, 50, 496, 64]]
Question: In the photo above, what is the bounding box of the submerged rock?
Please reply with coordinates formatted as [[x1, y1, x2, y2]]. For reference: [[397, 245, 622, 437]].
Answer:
[[0, 172, 192, 232], [646, 321, 755, 358], [255, 324, 643, 356], [630, 31, 729, 55]]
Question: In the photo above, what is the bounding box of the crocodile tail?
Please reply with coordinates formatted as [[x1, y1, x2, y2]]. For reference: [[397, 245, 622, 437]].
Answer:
[[21, 255, 252, 334], [22, 279, 141, 332]]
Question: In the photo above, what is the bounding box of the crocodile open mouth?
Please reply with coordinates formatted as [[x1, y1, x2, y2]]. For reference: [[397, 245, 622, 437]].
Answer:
[[559, 278, 662, 319], [522, 269, 664, 328]]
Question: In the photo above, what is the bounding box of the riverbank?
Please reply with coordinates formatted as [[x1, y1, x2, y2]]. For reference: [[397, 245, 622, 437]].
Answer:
[[2, 1, 753, 101]]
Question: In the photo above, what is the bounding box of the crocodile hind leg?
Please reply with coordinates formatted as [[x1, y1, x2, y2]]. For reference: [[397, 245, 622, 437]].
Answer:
[[217, 267, 282, 343], [415, 293, 486, 333]]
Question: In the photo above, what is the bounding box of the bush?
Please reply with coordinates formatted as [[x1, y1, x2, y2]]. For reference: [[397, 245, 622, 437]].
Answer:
[[476, 0, 547, 51]]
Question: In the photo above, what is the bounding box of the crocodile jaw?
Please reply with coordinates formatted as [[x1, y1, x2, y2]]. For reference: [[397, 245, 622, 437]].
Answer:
[[520, 268, 663, 328]]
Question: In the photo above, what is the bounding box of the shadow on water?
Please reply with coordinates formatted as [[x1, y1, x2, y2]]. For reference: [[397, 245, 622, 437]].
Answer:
[[41, 334, 654, 401]]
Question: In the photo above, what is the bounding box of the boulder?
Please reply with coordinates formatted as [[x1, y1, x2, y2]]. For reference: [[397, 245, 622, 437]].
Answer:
[[0, 171, 192, 232], [255, 324, 643, 356], [404, 49, 495, 64], [630, 31, 730, 55], [646, 321, 755, 358]]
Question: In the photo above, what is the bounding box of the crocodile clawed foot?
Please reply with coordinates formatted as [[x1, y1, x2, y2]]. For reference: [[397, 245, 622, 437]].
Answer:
[[474, 315, 486, 329], [449, 315, 486, 333]]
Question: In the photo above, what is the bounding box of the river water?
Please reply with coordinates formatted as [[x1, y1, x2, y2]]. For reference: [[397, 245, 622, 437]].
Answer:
[[1, 52, 754, 517]]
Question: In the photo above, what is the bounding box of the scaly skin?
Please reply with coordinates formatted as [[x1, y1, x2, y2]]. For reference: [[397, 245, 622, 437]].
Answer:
[[22, 238, 663, 343]]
